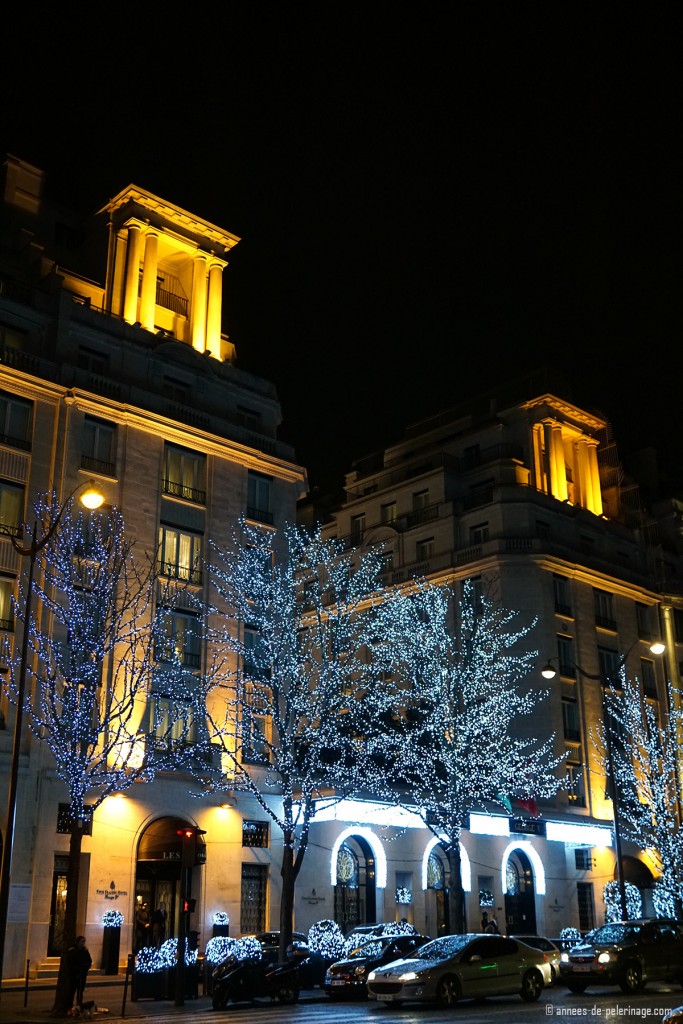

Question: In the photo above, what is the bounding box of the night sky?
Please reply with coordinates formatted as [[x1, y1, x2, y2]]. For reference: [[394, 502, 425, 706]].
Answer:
[[4, 11, 681, 496]]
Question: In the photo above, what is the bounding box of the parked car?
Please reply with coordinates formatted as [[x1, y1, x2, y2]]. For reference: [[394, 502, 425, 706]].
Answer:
[[247, 930, 307, 963], [325, 933, 430, 999], [367, 932, 552, 1007], [345, 922, 416, 944], [559, 918, 683, 994], [663, 1009, 683, 1023], [244, 931, 330, 987], [510, 934, 561, 982]]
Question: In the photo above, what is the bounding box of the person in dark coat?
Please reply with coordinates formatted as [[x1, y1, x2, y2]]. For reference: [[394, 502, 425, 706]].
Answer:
[[66, 934, 92, 1011]]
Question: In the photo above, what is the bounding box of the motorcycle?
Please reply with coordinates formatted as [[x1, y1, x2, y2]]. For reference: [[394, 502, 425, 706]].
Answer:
[[211, 952, 300, 1009]]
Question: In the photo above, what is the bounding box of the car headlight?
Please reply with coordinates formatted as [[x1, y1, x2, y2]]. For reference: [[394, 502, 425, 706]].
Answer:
[[367, 971, 377, 982], [399, 971, 419, 982], [598, 952, 611, 964], [560, 952, 569, 963]]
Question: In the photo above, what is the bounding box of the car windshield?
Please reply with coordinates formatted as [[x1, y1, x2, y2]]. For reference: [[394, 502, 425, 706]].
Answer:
[[590, 924, 638, 946], [415, 935, 475, 961], [348, 939, 385, 959]]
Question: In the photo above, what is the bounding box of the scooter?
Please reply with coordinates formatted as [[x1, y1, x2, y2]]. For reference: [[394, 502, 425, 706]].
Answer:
[[211, 952, 300, 1009]]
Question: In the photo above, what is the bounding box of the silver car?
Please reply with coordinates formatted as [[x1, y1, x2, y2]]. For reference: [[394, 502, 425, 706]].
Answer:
[[367, 932, 552, 1007], [510, 934, 561, 983]]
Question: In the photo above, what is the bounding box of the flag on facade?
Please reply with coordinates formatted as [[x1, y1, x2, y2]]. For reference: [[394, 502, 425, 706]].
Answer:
[[496, 793, 513, 813], [514, 796, 539, 817]]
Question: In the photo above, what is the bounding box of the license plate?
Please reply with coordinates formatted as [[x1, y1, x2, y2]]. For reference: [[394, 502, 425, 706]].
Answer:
[[330, 980, 346, 986], [573, 965, 592, 972], [377, 993, 397, 1001]]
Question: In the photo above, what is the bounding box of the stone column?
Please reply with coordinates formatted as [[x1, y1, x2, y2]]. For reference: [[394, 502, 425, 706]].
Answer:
[[587, 441, 603, 516], [139, 229, 159, 332], [122, 223, 143, 324], [191, 253, 208, 353], [550, 424, 568, 502], [205, 261, 224, 358]]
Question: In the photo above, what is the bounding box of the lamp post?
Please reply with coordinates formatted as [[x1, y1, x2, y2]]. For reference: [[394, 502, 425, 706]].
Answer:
[[541, 638, 665, 922], [0, 481, 104, 991]]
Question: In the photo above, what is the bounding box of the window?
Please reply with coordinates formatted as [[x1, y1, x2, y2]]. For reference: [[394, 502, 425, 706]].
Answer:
[[158, 525, 202, 584], [237, 406, 262, 432], [463, 444, 480, 469], [594, 589, 616, 631], [242, 683, 270, 762], [562, 697, 581, 741], [674, 609, 683, 644], [412, 490, 429, 511], [81, 416, 116, 476], [566, 751, 586, 807], [553, 575, 572, 617], [636, 603, 653, 641], [556, 635, 575, 678], [577, 881, 595, 932], [348, 513, 365, 545], [381, 502, 397, 524], [641, 659, 658, 699], [380, 549, 394, 572], [242, 820, 269, 848], [243, 627, 270, 680], [536, 519, 551, 539], [247, 471, 273, 525], [77, 346, 108, 375], [0, 481, 24, 537], [162, 376, 189, 404], [241, 864, 267, 934], [470, 522, 489, 545], [574, 848, 594, 871], [0, 578, 14, 631], [149, 695, 197, 746], [598, 646, 622, 687], [56, 803, 94, 836], [162, 444, 206, 504], [466, 478, 494, 509], [0, 391, 32, 450], [155, 608, 201, 668], [416, 537, 434, 561]]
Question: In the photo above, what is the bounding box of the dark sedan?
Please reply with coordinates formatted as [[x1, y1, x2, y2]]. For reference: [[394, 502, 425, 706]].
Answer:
[[325, 934, 430, 999], [559, 918, 683, 993]]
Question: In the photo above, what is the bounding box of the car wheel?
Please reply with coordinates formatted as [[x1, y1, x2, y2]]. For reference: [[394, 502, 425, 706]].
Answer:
[[520, 969, 543, 1002], [565, 980, 587, 994], [277, 984, 299, 1004], [550, 964, 557, 984], [436, 974, 461, 1008], [620, 961, 644, 994]]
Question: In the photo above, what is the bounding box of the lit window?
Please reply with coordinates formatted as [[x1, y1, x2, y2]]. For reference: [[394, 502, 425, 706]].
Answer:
[[158, 526, 202, 584], [0, 577, 15, 631], [162, 444, 206, 503], [0, 481, 24, 537], [155, 608, 201, 669]]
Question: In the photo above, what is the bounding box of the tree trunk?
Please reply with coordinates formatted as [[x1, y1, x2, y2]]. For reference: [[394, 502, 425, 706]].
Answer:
[[50, 823, 83, 1017], [446, 844, 465, 934], [279, 836, 297, 963]]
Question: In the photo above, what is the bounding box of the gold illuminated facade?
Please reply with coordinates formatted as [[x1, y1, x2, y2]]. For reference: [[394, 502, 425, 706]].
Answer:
[[301, 374, 683, 938], [0, 155, 307, 980]]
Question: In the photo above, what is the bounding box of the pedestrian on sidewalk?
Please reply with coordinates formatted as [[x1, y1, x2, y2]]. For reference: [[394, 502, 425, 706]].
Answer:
[[66, 935, 92, 1012]]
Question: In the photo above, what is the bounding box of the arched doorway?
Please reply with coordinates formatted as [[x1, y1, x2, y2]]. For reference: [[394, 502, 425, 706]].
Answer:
[[425, 845, 450, 937], [135, 817, 205, 951], [334, 835, 376, 932], [503, 848, 537, 933]]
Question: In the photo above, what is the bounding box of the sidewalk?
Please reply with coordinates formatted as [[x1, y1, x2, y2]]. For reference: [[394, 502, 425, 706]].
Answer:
[[0, 977, 327, 1022]]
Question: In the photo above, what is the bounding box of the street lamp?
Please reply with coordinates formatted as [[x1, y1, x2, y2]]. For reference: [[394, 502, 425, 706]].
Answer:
[[541, 639, 665, 921], [0, 480, 104, 990]]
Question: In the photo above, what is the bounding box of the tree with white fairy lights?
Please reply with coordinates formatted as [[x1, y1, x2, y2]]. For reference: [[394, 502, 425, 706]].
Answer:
[[594, 676, 683, 919], [202, 520, 418, 961], [380, 577, 565, 933], [5, 495, 202, 1015]]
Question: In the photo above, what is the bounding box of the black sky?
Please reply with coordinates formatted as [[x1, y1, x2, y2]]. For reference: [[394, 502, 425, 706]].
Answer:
[[4, 10, 682, 495]]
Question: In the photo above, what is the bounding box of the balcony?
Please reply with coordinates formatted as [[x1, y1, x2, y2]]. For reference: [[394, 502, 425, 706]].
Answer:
[[161, 478, 206, 505], [156, 561, 203, 586]]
